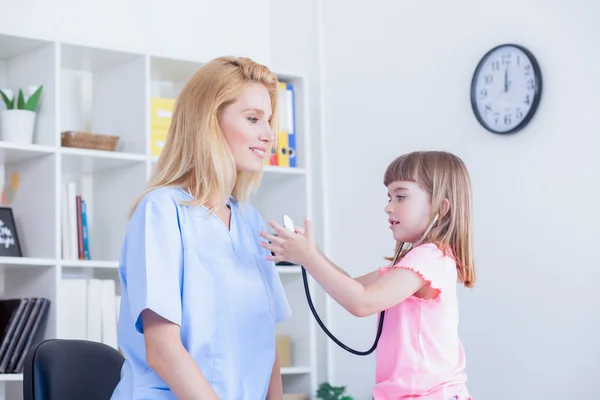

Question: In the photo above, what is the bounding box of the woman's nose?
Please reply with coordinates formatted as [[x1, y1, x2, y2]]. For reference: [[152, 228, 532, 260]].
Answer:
[[260, 126, 276, 143]]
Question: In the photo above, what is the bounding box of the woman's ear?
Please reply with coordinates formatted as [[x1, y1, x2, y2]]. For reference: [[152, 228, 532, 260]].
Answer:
[[440, 198, 450, 218]]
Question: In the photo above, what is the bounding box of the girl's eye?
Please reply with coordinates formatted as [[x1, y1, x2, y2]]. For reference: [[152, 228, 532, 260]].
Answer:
[[387, 195, 405, 203], [248, 117, 258, 123]]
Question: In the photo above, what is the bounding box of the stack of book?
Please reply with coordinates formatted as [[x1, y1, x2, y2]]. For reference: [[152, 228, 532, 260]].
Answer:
[[62, 181, 90, 260], [58, 278, 120, 350], [266, 81, 297, 168], [150, 97, 175, 157], [0, 297, 51, 373]]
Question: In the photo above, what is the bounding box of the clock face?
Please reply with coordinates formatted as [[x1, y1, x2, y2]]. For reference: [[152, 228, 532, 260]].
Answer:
[[471, 44, 542, 134]]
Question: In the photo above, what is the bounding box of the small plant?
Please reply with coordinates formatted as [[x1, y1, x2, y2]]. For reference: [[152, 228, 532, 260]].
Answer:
[[316, 382, 354, 400], [0, 85, 43, 111]]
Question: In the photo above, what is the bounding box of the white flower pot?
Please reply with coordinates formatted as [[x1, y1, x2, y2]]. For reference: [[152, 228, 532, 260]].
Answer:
[[0, 109, 36, 144]]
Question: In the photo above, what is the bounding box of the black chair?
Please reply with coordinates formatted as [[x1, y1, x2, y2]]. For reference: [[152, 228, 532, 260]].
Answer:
[[22, 339, 125, 400]]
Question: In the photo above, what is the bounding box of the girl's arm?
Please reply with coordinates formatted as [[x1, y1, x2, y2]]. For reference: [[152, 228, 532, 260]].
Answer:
[[266, 351, 283, 400], [259, 218, 424, 317], [142, 309, 219, 400], [301, 252, 426, 317], [319, 251, 381, 287]]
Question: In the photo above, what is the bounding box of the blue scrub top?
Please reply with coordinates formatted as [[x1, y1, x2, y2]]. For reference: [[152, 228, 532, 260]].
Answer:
[[110, 187, 292, 400]]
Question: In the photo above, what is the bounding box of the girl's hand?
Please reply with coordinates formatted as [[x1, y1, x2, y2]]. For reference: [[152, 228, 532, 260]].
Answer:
[[259, 217, 318, 266]]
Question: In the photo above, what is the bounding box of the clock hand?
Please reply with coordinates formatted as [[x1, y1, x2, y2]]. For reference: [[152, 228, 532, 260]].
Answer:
[[504, 68, 508, 92]]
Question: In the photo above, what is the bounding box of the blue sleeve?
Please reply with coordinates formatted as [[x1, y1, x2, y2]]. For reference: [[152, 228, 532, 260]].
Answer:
[[256, 216, 292, 323], [124, 193, 183, 333]]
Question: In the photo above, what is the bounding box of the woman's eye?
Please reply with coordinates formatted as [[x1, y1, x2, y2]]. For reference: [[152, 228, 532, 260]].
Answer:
[[396, 196, 405, 201], [248, 117, 258, 123]]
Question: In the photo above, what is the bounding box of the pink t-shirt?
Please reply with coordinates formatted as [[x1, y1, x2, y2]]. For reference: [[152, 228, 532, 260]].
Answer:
[[373, 243, 471, 400]]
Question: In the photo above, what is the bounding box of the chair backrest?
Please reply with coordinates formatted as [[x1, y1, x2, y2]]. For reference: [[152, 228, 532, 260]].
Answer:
[[22, 339, 125, 400]]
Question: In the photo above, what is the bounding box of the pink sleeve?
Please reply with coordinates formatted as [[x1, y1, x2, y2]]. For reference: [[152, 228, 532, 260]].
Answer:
[[390, 243, 452, 300]]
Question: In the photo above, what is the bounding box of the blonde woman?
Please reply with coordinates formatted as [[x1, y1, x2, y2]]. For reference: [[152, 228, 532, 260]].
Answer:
[[110, 56, 291, 400]]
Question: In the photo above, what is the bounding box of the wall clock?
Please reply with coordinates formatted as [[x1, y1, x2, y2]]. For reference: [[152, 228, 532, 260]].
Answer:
[[470, 44, 542, 134]]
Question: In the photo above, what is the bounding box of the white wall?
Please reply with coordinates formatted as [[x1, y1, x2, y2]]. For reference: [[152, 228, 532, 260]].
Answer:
[[0, 0, 271, 64], [269, 0, 329, 387], [319, 1, 600, 399]]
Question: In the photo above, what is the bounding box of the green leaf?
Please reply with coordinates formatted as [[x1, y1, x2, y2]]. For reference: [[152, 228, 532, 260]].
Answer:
[[24, 85, 43, 111], [316, 382, 351, 400], [17, 89, 25, 109], [0, 89, 14, 109], [316, 382, 335, 399]]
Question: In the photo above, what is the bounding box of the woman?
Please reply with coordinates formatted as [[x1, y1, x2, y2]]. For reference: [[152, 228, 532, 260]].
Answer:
[[110, 56, 291, 400]]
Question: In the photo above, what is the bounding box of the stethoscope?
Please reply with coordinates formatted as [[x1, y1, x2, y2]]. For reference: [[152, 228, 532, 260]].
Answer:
[[282, 213, 438, 356]]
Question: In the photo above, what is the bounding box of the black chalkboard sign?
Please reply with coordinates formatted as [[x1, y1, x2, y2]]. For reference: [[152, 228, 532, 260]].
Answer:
[[0, 207, 22, 257]]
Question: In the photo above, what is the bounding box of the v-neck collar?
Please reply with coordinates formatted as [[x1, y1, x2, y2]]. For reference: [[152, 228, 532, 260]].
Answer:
[[177, 187, 240, 256], [227, 198, 239, 255]]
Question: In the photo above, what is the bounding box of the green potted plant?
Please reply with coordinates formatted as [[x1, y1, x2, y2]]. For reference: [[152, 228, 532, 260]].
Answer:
[[0, 85, 43, 144], [316, 382, 354, 400]]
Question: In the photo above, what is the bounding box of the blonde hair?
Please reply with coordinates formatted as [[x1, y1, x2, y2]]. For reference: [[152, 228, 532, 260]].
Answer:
[[131, 56, 279, 215], [384, 151, 476, 288]]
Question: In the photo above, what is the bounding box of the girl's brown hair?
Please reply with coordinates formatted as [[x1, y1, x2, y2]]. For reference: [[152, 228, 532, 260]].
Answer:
[[384, 151, 476, 288]]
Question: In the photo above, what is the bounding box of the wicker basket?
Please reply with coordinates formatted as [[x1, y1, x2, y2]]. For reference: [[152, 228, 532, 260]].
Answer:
[[61, 131, 120, 151]]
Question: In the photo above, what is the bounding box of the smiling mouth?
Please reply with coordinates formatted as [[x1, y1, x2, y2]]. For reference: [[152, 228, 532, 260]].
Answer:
[[389, 220, 399, 226], [251, 148, 266, 157]]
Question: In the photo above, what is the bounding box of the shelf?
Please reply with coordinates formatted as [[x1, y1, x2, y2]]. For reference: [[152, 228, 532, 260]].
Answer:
[[277, 265, 302, 274], [0, 368, 311, 380], [0, 142, 55, 164], [61, 147, 146, 174], [264, 166, 306, 176], [275, 70, 307, 82], [150, 56, 204, 86], [281, 367, 311, 375], [0, 373, 22, 382], [61, 43, 142, 73], [0, 368, 310, 381], [0, 257, 56, 268], [150, 158, 307, 178], [61, 259, 118, 269], [0, 34, 50, 61], [60, 263, 302, 272]]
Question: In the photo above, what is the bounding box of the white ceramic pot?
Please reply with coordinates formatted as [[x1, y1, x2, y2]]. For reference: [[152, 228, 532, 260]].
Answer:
[[0, 109, 36, 144]]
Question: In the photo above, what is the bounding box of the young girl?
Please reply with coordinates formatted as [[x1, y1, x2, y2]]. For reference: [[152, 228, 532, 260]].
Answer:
[[260, 150, 476, 400]]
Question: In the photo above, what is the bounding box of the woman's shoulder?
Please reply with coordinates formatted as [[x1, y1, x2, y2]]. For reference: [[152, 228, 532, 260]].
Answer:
[[124, 188, 187, 245], [135, 186, 189, 209], [129, 187, 190, 223], [145, 186, 189, 203]]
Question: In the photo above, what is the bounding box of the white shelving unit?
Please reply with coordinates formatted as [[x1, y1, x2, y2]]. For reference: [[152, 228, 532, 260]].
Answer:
[[0, 32, 317, 400]]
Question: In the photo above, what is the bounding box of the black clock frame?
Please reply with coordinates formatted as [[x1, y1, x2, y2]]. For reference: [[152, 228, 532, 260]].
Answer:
[[470, 43, 543, 135]]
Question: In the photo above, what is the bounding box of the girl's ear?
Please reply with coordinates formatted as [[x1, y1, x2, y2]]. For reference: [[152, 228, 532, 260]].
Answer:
[[440, 198, 450, 218]]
